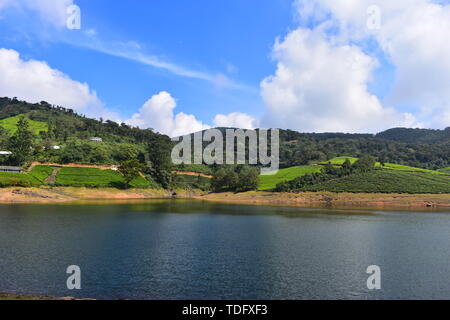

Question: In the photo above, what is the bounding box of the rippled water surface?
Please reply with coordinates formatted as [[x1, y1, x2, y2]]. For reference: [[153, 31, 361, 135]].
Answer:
[[1, 201, 449, 299]]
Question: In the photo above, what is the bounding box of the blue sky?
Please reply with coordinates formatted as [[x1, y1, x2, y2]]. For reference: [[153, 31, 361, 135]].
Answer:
[[0, 0, 449, 135], [0, 0, 295, 124]]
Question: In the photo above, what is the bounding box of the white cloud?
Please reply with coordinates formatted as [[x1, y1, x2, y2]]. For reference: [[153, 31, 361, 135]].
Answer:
[[127, 91, 210, 137], [284, 0, 450, 129], [0, 0, 74, 27], [0, 48, 117, 120], [213, 112, 258, 129], [127, 91, 259, 136], [261, 28, 416, 132]]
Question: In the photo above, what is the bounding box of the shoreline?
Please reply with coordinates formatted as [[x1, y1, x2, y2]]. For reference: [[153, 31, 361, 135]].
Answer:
[[0, 293, 93, 300], [195, 191, 450, 210], [0, 187, 449, 209]]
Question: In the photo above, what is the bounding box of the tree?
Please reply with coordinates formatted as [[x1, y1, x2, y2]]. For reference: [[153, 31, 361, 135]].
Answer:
[[353, 156, 377, 173], [146, 136, 173, 188], [342, 158, 353, 175], [118, 159, 142, 188], [8, 116, 34, 166], [211, 167, 239, 192], [235, 166, 260, 192]]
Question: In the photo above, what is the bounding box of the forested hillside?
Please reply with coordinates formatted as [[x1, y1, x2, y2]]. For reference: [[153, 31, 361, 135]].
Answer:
[[0, 97, 449, 192], [279, 129, 450, 170], [0, 97, 173, 165]]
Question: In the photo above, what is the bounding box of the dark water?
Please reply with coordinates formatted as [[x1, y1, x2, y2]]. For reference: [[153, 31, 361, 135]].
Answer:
[[0, 200, 450, 300]]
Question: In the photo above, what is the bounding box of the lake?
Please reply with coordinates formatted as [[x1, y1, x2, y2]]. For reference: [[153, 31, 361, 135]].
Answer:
[[0, 200, 449, 300]]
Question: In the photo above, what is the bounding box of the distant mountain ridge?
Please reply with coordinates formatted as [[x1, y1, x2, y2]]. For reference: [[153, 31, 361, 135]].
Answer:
[[375, 127, 450, 144]]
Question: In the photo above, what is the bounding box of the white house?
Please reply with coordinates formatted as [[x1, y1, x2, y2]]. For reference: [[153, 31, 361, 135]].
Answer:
[[89, 137, 103, 143]]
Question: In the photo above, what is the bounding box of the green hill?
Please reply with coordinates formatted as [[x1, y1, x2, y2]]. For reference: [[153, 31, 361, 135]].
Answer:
[[323, 157, 447, 175], [0, 97, 449, 194], [380, 163, 447, 175], [438, 167, 450, 175], [302, 169, 450, 194], [0, 115, 48, 134], [259, 166, 322, 191], [260, 157, 449, 191], [376, 127, 450, 144]]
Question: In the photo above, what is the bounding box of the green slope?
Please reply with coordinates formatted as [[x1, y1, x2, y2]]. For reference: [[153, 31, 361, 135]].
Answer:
[[28, 165, 53, 183], [302, 169, 450, 194], [319, 157, 359, 165], [324, 156, 447, 175], [0, 115, 48, 135], [438, 167, 450, 175], [0, 172, 42, 187], [259, 166, 322, 191], [55, 167, 150, 188]]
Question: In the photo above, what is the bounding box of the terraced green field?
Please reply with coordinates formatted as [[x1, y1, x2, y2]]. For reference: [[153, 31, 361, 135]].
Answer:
[[380, 163, 446, 175], [55, 167, 150, 188], [264, 157, 449, 192], [323, 156, 446, 175], [28, 165, 53, 183], [438, 167, 450, 175], [0, 172, 41, 187], [0, 115, 48, 134], [302, 169, 450, 194], [0, 165, 55, 187], [258, 166, 322, 191]]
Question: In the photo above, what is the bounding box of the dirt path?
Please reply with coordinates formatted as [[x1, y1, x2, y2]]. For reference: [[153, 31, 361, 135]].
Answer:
[[28, 162, 118, 172], [45, 167, 61, 185], [174, 171, 213, 178]]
